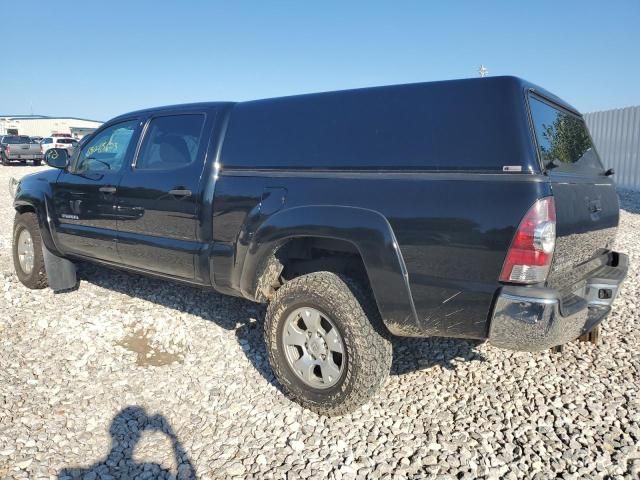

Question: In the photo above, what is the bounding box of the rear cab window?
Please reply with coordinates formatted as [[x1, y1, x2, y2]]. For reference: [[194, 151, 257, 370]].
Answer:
[[528, 94, 604, 176]]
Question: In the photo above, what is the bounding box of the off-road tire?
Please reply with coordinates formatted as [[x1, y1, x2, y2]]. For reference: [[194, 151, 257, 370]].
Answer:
[[265, 271, 392, 415], [13, 212, 48, 289]]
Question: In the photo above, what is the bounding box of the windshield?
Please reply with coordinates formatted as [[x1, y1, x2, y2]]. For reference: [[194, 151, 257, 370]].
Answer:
[[3, 136, 32, 144], [529, 95, 604, 175]]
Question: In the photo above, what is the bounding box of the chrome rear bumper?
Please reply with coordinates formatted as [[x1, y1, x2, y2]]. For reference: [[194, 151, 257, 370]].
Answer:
[[489, 252, 628, 351]]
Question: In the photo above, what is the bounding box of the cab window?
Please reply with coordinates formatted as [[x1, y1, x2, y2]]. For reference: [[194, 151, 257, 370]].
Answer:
[[135, 114, 205, 170], [74, 120, 137, 173]]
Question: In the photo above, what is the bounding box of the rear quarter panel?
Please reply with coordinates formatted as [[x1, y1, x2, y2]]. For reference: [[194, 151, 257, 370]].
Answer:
[[212, 172, 551, 338]]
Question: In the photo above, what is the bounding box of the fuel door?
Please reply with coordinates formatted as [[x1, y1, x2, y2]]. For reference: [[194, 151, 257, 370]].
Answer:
[[259, 187, 287, 216]]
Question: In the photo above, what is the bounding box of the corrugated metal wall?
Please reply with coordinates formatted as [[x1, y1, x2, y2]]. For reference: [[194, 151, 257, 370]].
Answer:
[[584, 106, 640, 189]]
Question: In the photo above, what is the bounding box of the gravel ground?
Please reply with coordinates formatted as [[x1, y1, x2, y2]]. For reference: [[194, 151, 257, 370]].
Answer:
[[0, 165, 638, 480]]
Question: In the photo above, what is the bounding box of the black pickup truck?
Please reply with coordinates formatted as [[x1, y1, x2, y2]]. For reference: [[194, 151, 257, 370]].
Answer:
[[12, 76, 628, 415]]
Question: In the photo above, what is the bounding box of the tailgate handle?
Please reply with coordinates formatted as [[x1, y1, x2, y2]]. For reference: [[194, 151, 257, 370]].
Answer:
[[587, 198, 602, 216]]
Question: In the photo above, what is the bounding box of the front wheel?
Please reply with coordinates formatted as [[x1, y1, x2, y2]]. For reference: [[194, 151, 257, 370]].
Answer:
[[265, 271, 392, 415], [13, 212, 48, 289]]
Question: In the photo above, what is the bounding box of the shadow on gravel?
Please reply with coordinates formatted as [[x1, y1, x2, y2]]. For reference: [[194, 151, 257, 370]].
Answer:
[[391, 337, 486, 375], [76, 263, 486, 393], [58, 406, 196, 479]]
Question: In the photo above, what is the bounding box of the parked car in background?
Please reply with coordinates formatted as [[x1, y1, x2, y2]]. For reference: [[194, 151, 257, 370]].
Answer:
[[0, 135, 43, 166], [40, 137, 78, 157], [11, 77, 628, 414]]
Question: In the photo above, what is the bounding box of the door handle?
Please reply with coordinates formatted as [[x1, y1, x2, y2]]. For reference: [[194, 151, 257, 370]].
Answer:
[[99, 186, 117, 194], [169, 188, 192, 197]]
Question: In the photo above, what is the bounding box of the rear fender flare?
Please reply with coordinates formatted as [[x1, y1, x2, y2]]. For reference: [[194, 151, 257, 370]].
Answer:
[[240, 205, 418, 334]]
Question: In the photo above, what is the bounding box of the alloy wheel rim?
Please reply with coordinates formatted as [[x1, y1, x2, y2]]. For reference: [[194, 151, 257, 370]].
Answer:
[[282, 306, 346, 389], [17, 228, 35, 274]]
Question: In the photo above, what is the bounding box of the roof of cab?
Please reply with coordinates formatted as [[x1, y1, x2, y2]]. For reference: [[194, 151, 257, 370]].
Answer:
[[109, 101, 235, 123]]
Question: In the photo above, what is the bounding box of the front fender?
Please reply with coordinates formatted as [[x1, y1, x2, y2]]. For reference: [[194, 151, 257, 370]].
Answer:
[[13, 170, 63, 256], [240, 205, 418, 335]]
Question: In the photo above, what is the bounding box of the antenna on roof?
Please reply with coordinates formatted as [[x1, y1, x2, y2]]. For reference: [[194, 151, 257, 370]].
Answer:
[[478, 65, 489, 78]]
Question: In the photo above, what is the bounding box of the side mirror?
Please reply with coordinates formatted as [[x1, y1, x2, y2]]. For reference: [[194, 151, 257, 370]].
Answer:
[[44, 148, 69, 169]]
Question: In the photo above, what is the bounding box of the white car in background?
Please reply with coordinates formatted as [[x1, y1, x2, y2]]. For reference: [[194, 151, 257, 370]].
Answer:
[[40, 137, 79, 157]]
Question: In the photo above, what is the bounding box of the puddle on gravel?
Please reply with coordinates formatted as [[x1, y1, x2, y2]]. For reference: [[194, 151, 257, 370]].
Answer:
[[117, 330, 184, 367]]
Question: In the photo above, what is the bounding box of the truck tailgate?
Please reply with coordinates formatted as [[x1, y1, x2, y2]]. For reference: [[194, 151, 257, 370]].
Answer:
[[9, 143, 41, 157], [527, 94, 620, 293], [547, 179, 619, 292]]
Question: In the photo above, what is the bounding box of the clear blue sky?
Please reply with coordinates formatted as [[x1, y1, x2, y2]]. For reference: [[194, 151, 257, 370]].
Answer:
[[2, 0, 638, 121]]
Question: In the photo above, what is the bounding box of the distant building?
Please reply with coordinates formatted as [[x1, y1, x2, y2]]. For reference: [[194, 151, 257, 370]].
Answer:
[[585, 106, 640, 190], [0, 115, 103, 139]]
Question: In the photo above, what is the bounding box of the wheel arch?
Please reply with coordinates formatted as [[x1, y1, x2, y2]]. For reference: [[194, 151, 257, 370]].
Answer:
[[240, 205, 418, 335], [14, 195, 61, 256]]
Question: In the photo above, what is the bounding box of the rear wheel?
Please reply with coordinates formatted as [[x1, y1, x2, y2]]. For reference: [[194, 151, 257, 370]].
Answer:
[[33, 159, 42, 166], [1, 153, 9, 166], [265, 271, 392, 415], [12, 212, 47, 289]]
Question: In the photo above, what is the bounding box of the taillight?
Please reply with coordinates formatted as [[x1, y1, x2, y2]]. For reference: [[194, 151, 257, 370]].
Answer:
[[500, 197, 556, 284], [40, 145, 43, 153], [5, 145, 10, 154]]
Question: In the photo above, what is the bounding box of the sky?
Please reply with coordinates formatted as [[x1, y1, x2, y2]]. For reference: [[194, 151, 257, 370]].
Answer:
[[1, 1, 639, 121]]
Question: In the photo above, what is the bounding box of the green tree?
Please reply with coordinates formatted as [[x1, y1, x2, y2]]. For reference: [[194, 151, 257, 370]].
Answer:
[[540, 115, 591, 166]]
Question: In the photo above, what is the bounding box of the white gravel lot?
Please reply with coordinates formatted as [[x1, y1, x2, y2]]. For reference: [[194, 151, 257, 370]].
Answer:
[[0, 165, 638, 480]]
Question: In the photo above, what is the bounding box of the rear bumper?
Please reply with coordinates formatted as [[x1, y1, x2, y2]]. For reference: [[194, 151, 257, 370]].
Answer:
[[489, 252, 628, 351], [7, 154, 43, 160]]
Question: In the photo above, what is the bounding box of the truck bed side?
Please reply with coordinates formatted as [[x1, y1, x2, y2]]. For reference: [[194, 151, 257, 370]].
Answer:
[[211, 172, 551, 338]]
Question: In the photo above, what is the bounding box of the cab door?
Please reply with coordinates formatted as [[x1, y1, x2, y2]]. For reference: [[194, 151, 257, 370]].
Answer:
[[51, 119, 140, 262], [115, 112, 211, 279]]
